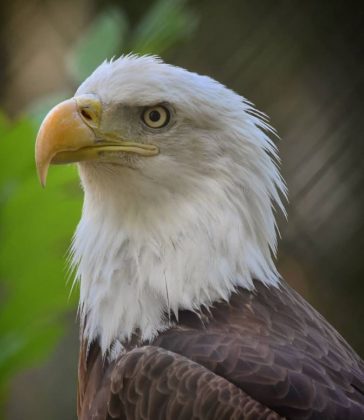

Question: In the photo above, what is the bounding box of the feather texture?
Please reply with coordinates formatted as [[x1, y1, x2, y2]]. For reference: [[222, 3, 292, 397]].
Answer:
[[78, 281, 364, 419], [78, 345, 282, 420]]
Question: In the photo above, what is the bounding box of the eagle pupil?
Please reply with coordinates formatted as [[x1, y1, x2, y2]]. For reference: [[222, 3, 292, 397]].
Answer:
[[149, 110, 161, 122]]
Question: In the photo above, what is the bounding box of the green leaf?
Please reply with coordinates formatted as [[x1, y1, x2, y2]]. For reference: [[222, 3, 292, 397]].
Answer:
[[0, 116, 81, 395], [67, 8, 129, 83], [130, 0, 198, 55]]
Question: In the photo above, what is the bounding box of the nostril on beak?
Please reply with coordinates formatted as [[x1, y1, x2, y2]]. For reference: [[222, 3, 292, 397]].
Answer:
[[75, 94, 102, 129], [81, 109, 92, 121]]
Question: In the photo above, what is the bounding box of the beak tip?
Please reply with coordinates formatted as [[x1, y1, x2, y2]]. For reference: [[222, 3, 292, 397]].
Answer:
[[36, 162, 48, 188]]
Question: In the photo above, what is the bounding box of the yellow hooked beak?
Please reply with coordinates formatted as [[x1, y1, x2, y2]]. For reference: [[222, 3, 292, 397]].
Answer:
[[35, 95, 159, 186]]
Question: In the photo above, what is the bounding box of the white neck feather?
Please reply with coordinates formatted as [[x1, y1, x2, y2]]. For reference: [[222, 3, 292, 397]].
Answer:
[[71, 106, 286, 356]]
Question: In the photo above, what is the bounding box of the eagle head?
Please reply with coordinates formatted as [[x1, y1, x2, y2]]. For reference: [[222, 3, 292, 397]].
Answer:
[[35, 55, 286, 354]]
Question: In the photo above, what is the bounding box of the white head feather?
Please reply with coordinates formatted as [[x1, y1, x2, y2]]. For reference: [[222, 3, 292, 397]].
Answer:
[[70, 55, 286, 356]]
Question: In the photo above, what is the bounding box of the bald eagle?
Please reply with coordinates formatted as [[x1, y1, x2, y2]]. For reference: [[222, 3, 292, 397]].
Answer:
[[35, 56, 364, 419]]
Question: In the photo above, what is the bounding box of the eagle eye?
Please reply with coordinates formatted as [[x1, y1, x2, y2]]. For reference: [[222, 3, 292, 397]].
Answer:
[[142, 106, 170, 128]]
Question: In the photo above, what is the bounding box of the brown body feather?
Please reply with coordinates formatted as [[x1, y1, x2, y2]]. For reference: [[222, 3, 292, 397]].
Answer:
[[78, 281, 364, 419]]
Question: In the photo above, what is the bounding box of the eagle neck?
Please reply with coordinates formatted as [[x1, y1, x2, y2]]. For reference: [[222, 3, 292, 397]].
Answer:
[[73, 160, 281, 356]]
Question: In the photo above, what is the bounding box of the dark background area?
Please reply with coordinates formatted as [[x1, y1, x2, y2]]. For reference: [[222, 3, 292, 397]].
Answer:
[[1, 1, 363, 419]]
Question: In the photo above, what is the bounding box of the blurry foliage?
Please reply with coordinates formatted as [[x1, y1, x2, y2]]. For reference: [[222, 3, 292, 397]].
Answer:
[[0, 0, 198, 410], [0, 117, 81, 406], [29, 0, 198, 127], [130, 0, 198, 55], [67, 8, 129, 84]]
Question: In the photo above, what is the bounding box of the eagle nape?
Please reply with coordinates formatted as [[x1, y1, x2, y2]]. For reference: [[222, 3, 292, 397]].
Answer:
[[35, 55, 364, 420]]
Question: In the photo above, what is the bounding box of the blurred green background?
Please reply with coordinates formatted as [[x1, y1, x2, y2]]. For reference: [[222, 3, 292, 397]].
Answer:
[[0, 0, 363, 418]]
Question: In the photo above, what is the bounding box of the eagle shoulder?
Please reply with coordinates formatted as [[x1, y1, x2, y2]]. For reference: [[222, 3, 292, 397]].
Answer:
[[78, 280, 364, 419], [153, 281, 364, 419], [78, 344, 281, 419]]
